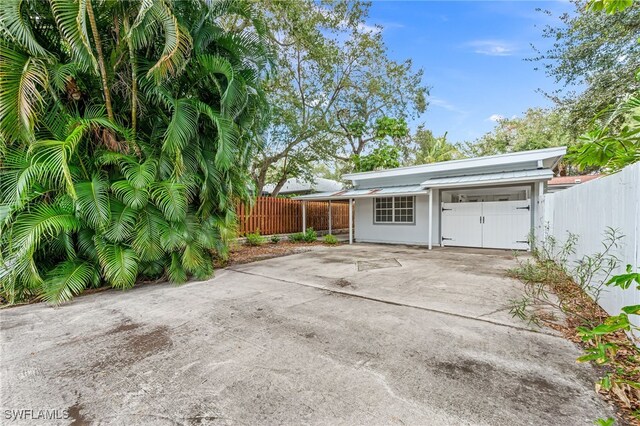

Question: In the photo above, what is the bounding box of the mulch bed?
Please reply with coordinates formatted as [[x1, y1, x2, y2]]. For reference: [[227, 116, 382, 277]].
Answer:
[[537, 274, 640, 425], [216, 240, 332, 267]]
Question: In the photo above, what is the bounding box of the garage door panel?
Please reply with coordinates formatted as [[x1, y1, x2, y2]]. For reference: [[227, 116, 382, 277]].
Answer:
[[441, 202, 482, 248], [482, 200, 530, 250], [441, 200, 531, 250]]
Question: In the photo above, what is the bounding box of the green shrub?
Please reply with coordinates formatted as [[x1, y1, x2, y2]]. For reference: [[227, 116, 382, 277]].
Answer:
[[245, 230, 266, 246], [324, 234, 338, 245], [289, 232, 305, 242], [270, 235, 281, 244], [303, 227, 317, 242]]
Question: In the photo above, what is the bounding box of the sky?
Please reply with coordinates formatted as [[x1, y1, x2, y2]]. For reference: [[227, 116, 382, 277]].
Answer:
[[365, 0, 576, 143]]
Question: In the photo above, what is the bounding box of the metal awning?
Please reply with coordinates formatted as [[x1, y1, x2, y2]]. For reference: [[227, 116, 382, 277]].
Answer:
[[293, 185, 429, 201], [420, 169, 553, 189]]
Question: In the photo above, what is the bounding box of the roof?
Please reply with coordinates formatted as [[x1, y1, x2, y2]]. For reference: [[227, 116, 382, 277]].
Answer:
[[343, 147, 566, 186], [263, 177, 343, 194], [421, 169, 553, 188], [548, 175, 600, 186], [294, 185, 428, 201]]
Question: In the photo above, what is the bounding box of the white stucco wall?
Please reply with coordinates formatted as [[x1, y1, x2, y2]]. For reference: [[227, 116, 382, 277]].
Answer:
[[354, 192, 441, 246]]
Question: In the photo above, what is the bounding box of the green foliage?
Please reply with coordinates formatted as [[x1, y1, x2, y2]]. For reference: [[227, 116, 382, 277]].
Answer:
[[288, 228, 316, 243], [323, 234, 338, 245], [0, 0, 270, 304], [288, 232, 306, 243], [303, 227, 317, 243], [464, 108, 575, 165], [567, 95, 640, 173], [412, 128, 461, 165], [352, 144, 401, 172], [245, 230, 266, 246], [534, 1, 640, 134], [252, 1, 427, 193], [270, 235, 281, 244]]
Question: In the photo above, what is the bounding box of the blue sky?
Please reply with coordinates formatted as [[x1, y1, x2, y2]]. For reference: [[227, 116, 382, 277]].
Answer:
[[366, 1, 576, 143]]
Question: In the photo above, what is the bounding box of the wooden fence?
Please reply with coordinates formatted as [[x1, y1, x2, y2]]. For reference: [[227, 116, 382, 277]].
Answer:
[[236, 197, 350, 236]]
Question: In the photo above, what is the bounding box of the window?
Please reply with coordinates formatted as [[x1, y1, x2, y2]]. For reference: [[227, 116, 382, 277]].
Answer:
[[374, 196, 414, 224]]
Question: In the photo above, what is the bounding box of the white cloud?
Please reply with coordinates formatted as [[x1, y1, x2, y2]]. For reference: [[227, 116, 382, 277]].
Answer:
[[467, 40, 516, 56], [430, 97, 467, 115], [488, 114, 504, 122], [357, 22, 382, 34]]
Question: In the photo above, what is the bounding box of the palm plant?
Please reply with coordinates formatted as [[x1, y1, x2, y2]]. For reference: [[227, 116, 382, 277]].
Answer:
[[0, 0, 271, 304]]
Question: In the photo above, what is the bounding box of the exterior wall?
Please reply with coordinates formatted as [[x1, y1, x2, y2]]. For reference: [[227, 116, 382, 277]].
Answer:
[[355, 192, 441, 246], [543, 163, 640, 335]]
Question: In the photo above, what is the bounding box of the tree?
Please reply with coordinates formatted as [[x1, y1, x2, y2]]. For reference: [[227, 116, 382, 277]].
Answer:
[[462, 108, 575, 165], [329, 32, 427, 164], [567, 95, 640, 172], [0, 0, 270, 303], [252, 1, 428, 194], [412, 127, 461, 164], [532, 1, 640, 134], [352, 144, 400, 172], [565, 0, 640, 173]]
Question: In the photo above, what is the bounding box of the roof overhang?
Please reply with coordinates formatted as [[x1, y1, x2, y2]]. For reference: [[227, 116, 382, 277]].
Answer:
[[343, 146, 566, 184], [293, 185, 430, 201], [421, 169, 553, 189]]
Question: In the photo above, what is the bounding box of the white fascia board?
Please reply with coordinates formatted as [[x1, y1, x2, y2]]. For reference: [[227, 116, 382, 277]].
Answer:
[[343, 147, 567, 182], [293, 190, 430, 201], [421, 174, 552, 189]]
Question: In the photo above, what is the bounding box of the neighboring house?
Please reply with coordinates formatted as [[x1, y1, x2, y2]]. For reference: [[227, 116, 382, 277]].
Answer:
[[262, 177, 343, 196], [295, 147, 567, 251], [547, 175, 600, 193]]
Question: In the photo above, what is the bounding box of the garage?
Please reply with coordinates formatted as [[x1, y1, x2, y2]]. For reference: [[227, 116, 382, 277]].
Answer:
[[295, 147, 566, 250], [440, 186, 532, 250]]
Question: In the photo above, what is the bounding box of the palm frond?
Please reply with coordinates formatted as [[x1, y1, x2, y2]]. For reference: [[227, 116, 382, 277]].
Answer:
[[111, 180, 149, 209], [150, 181, 187, 221], [132, 206, 166, 262], [42, 259, 99, 304], [49, 0, 98, 72], [0, 42, 49, 142], [95, 239, 138, 289], [104, 199, 137, 242], [167, 251, 187, 283], [75, 173, 110, 230], [0, 0, 49, 57]]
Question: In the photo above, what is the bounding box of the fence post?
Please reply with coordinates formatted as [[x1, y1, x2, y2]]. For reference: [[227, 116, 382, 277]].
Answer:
[[348, 198, 353, 244], [302, 201, 306, 232], [328, 200, 332, 235]]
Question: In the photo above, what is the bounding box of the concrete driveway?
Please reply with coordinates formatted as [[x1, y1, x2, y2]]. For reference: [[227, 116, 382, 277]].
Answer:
[[1, 244, 613, 425]]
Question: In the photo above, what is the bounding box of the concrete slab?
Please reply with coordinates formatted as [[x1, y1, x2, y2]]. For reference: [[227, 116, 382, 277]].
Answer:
[[0, 244, 614, 425]]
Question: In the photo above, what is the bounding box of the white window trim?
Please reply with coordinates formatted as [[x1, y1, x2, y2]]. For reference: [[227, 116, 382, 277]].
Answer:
[[373, 196, 416, 225]]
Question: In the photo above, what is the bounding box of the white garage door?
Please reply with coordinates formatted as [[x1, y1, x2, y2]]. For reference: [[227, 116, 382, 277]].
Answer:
[[441, 200, 531, 250]]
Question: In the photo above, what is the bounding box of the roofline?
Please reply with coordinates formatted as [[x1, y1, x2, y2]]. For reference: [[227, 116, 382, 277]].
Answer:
[[293, 189, 431, 201], [343, 146, 567, 181], [421, 174, 552, 189]]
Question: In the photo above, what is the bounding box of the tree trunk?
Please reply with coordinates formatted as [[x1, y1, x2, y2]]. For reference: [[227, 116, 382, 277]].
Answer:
[[86, 0, 114, 122], [270, 174, 289, 197], [123, 17, 137, 138], [253, 167, 268, 197]]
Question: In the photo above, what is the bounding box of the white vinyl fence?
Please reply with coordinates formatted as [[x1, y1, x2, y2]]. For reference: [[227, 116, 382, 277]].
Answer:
[[543, 162, 640, 335]]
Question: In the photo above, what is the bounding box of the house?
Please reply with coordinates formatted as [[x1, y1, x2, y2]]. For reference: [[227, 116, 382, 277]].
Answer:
[[262, 177, 343, 196], [295, 147, 566, 250], [547, 175, 600, 193]]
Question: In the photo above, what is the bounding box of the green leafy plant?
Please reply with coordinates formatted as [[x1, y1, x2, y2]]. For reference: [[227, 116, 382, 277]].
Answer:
[[270, 235, 281, 244], [245, 231, 266, 247], [288, 232, 305, 243], [324, 234, 338, 245], [0, 0, 270, 304], [303, 227, 317, 242]]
